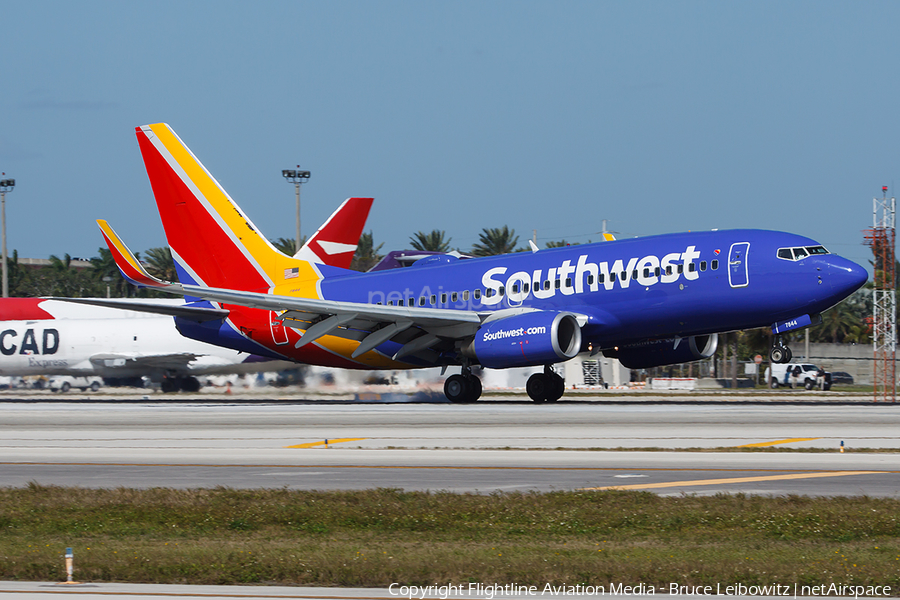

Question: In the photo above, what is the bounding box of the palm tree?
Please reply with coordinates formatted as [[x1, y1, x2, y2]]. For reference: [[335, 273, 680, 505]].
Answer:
[[143, 247, 178, 282], [90, 247, 131, 297], [350, 231, 384, 272], [272, 236, 307, 256], [410, 230, 451, 253], [471, 226, 520, 256]]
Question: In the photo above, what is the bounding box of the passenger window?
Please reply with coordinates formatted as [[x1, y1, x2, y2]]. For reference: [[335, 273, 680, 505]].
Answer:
[[511, 283, 519, 293], [587, 274, 594, 285], [620, 271, 627, 281], [376, 301, 382, 305], [700, 261, 707, 271], [524, 282, 530, 293], [555, 279, 561, 289], [498, 286, 505, 296], [688, 262, 696, 272], [441, 293, 447, 303], [643, 268, 650, 278], [544, 280, 550, 290], [451, 292, 457, 302], [565, 277, 572, 287], [711, 259, 719, 270], [474, 289, 481, 300], [485, 289, 493, 298], [388, 300, 393, 306], [419, 297, 426, 306], [677, 264, 683, 274], [654, 267, 660, 277], [430, 295, 436, 304], [632, 270, 638, 279], [598, 274, 605, 283], [665, 266, 672, 276], [463, 291, 469, 301]]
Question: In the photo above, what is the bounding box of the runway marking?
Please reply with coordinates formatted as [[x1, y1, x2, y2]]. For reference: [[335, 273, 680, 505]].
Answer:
[[737, 437, 820, 447], [285, 438, 366, 448], [582, 470, 884, 491]]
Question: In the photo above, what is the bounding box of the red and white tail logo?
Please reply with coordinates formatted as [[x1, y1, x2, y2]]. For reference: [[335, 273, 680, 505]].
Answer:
[[295, 197, 373, 269]]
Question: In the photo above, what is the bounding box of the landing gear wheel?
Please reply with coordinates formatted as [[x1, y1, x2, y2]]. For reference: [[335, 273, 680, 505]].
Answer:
[[465, 374, 482, 402], [161, 377, 178, 393], [444, 374, 471, 403], [546, 373, 565, 402], [783, 347, 793, 363], [770, 346, 785, 363], [180, 376, 201, 392], [526, 373, 550, 402]]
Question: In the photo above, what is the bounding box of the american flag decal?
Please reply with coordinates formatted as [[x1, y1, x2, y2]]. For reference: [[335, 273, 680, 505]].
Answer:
[[284, 267, 300, 279]]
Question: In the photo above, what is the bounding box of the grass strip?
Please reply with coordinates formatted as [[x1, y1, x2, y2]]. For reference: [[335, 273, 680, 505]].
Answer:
[[1, 484, 899, 588]]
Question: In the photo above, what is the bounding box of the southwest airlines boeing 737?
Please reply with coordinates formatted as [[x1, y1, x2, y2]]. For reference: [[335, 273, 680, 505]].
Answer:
[[81, 123, 868, 402]]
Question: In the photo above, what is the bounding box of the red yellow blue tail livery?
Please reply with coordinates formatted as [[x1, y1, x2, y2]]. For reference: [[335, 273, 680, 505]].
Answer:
[[89, 123, 867, 402]]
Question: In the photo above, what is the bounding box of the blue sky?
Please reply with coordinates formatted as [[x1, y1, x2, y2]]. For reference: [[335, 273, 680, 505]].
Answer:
[[3, 1, 898, 271]]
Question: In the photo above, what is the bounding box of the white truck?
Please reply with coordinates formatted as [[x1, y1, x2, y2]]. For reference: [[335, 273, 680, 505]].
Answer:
[[764, 363, 831, 390]]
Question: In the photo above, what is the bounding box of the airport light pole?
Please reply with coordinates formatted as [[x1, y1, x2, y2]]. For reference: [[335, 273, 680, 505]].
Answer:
[[282, 167, 311, 254], [0, 175, 15, 298]]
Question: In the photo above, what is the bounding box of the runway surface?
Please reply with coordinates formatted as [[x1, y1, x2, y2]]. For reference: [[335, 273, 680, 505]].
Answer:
[[1, 399, 899, 496]]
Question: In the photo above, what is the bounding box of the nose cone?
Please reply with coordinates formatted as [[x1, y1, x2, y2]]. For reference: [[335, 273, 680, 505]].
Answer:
[[828, 256, 868, 299]]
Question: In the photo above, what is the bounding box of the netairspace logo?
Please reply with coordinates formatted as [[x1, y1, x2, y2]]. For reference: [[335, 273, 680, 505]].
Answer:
[[387, 582, 893, 598]]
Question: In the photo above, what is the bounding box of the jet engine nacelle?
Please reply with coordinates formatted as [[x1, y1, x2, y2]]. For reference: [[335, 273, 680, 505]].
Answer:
[[463, 310, 583, 369], [605, 334, 718, 369]]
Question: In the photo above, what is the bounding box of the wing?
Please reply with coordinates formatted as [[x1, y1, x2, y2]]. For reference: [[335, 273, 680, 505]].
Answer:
[[89, 352, 199, 371], [92, 221, 486, 362]]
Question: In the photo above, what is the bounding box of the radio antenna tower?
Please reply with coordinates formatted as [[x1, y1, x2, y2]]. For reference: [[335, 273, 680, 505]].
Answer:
[[864, 186, 896, 402]]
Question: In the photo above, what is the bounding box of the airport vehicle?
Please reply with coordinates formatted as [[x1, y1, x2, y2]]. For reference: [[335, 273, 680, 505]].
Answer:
[[0, 197, 373, 391], [87, 123, 868, 403], [830, 371, 854, 385], [45, 375, 103, 393], [764, 363, 832, 390]]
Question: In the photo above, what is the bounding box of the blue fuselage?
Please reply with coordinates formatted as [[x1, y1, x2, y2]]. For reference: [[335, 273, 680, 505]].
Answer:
[[319, 229, 866, 350]]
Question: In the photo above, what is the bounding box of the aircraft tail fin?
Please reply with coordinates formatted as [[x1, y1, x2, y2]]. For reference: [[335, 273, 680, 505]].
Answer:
[[296, 197, 373, 268], [134, 123, 321, 294]]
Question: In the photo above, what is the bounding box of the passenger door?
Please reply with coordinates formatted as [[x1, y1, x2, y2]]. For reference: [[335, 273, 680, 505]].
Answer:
[[728, 242, 750, 288]]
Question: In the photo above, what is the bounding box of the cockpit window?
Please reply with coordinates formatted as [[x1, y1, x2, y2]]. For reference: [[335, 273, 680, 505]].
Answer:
[[776, 245, 830, 261]]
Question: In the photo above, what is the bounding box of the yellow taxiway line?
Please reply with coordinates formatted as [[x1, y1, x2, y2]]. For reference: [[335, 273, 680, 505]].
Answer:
[[285, 438, 367, 449], [582, 470, 883, 491], [737, 437, 820, 447]]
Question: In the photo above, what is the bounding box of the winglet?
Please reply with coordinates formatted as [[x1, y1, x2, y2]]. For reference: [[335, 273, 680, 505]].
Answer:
[[97, 219, 177, 289]]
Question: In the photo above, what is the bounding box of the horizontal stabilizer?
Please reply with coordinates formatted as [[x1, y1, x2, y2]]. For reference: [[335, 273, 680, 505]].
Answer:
[[51, 298, 229, 322]]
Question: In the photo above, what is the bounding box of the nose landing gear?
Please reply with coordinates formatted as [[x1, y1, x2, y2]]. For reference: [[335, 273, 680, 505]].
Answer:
[[769, 336, 792, 364], [526, 365, 565, 403]]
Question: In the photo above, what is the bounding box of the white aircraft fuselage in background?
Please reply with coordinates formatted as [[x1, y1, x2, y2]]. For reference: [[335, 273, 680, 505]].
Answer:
[[0, 298, 293, 380]]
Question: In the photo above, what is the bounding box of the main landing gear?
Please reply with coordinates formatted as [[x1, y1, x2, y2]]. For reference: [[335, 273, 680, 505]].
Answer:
[[769, 335, 793, 364], [526, 365, 565, 403], [443, 366, 482, 403]]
